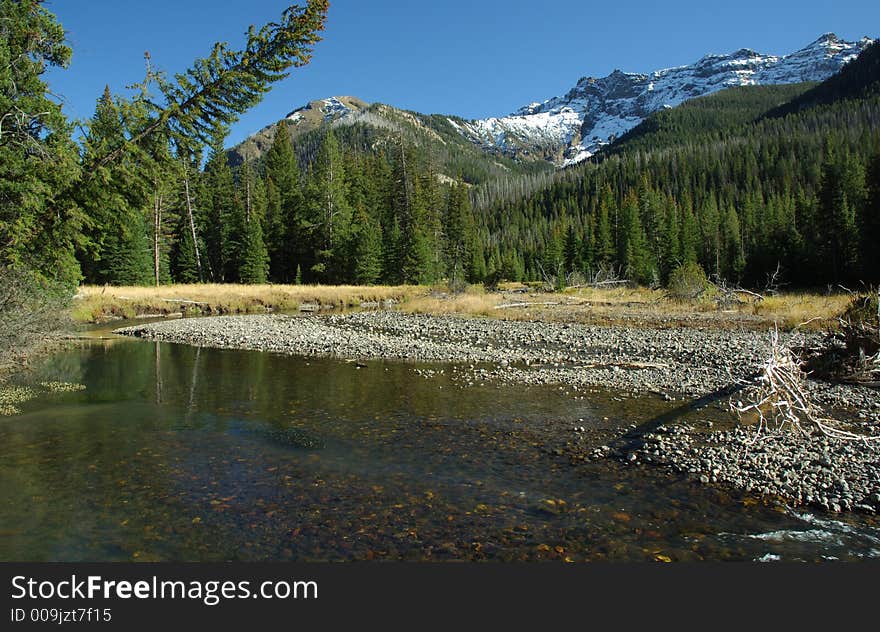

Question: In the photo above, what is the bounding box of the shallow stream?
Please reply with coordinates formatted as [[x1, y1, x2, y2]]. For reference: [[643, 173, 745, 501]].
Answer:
[[2, 326, 878, 561]]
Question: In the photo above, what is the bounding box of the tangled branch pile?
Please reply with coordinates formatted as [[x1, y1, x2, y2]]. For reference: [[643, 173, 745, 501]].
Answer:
[[731, 328, 879, 441], [800, 292, 880, 384]]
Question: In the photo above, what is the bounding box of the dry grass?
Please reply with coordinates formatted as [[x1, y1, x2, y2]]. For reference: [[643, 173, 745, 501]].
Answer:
[[487, 285, 850, 331], [72, 284, 424, 323], [750, 293, 852, 330], [402, 286, 502, 316], [561, 285, 666, 306], [70, 282, 854, 332]]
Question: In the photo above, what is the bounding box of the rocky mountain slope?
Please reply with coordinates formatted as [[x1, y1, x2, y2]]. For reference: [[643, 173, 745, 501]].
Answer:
[[228, 96, 554, 183], [454, 33, 873, 166], [230, 33, 873, 171]]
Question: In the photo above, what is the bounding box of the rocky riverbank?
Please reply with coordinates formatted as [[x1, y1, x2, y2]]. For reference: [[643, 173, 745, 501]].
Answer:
[[634, 426, 880, 514], [116, 311, 880, 513]]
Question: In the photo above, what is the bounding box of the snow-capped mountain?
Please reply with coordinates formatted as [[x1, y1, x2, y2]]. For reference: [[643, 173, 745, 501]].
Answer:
[[453, 33, 874, 167], [284, 96, 367, 125]]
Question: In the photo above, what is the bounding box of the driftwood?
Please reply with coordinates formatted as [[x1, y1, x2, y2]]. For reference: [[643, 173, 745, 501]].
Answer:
[[590, 279, 630, 287], [116, 296, 208, 306], [494, 302, 560, 309], [712, 280, 764, 309], [799, 291, 880, 384], [731, 328, 879, 441], [731, 288, 764, 301]]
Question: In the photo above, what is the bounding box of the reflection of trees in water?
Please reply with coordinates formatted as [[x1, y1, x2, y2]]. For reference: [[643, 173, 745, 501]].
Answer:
[[30, 346, 86, 386], [155, 341, 162, 405], [187, 346, 201, 415]]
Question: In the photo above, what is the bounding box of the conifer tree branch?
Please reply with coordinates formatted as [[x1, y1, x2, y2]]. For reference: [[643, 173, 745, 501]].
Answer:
[[87, 1, 328, 172]]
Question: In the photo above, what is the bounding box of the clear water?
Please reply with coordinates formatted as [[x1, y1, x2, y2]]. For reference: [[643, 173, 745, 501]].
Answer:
[[1, 330, 878, 561]]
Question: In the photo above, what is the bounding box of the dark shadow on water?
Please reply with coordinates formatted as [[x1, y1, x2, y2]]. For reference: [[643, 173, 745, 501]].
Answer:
[[611, 381, 750, 455]]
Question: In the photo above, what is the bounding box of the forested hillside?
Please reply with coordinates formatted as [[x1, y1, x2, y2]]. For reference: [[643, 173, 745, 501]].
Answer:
[[97, 42, 877, 291], [472, 41, 880, 288], [3, 0, 878, 293]]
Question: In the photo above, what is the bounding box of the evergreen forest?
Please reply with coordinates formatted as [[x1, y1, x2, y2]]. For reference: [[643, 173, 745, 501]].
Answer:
[[3, 0, 880, 294]]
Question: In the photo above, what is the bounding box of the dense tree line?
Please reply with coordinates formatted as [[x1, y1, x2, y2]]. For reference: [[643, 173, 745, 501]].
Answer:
[[75, 60, 880, 290], [1, 0, 329, 288], [470, 44, 880, 288], [4, 1, 878, 293], [76, 118, 480, 287]]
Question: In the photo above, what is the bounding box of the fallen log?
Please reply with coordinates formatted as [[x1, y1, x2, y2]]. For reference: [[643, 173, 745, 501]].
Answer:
[[115, 296, 209, 306], [494, 301, 560, 309]]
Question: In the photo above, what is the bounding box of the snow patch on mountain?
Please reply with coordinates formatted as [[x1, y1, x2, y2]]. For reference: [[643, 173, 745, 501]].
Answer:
[[320, 97, 352, 120], [284, 96, 367, 127], [458, 33, 873, 167]]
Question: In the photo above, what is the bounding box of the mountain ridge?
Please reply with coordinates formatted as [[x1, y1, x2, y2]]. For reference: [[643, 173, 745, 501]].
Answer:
[[230, 33, 874, 171], [455, 32, 874, 166]]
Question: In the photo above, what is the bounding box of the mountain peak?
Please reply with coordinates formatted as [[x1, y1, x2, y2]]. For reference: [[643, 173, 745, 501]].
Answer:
[[813, 32, 842, 45], [798, 32, 854, 54], [459, 33, 872, 167], [284, 95, 369, 122]]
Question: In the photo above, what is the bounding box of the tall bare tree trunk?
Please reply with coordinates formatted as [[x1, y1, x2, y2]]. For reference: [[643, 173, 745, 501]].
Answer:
[[153, 188, 162, 287], [184, 177, 203, 282], [246, 172, 252, 224], [326, 159, 333, 248]]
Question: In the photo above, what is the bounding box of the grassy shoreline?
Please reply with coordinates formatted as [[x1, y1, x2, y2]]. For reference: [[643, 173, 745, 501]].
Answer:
[[70, 282, 852, 332], [71, 284, 425, 323]]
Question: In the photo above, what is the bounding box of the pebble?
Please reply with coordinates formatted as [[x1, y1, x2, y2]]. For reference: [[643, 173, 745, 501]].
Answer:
[[117, 311, 880, 515]]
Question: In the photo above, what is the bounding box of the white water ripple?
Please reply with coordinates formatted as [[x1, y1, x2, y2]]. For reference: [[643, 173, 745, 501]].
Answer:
[[720, 507, 880, 561]]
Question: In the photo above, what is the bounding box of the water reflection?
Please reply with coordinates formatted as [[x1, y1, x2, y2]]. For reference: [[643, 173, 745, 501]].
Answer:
[[0, 337, 878, 562]]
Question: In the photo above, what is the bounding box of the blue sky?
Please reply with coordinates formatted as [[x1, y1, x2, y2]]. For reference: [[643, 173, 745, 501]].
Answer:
[[46, 0, 879, 147]]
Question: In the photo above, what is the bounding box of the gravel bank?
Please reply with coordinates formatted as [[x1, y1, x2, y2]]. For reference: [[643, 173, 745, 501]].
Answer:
[[116, 311, 880, 513], [636, 426, 880, 514], [117, 311, 793, 394]]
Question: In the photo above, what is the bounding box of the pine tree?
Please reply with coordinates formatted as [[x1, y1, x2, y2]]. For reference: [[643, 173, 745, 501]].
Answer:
[[595, 185, 615, 267], [119, 73, 180, 287], [468, 238, 487, 284], [721, 206, 745, 281], [88, 1, 330, 171], [390, 138, 428, 284], [817, 143, 860, 283], [699, 195, 721, 280], [170, 149, 206, 283], [679, 198, 699, 265], [264, 121, 302, 282], [104, 212, 154, 285], [416, 159, 445, 283], [863, 147, 880, 282], [202, 132, 236, 281], [619, 193, 652, 284], [0, 0, 83, 285], [350, 206, 383, 285], [443, 182, 475, 286], [77, 86, 153, 285], [1, 0, 330, 288], [543, 225, 565, 288], [238, 160, 270, 284], [660, 200, 681, 282], [306, 129, 351, 282], [580, 213, 595, 276], [171, 211, 201, 283], [563, 224, 581, 276]]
